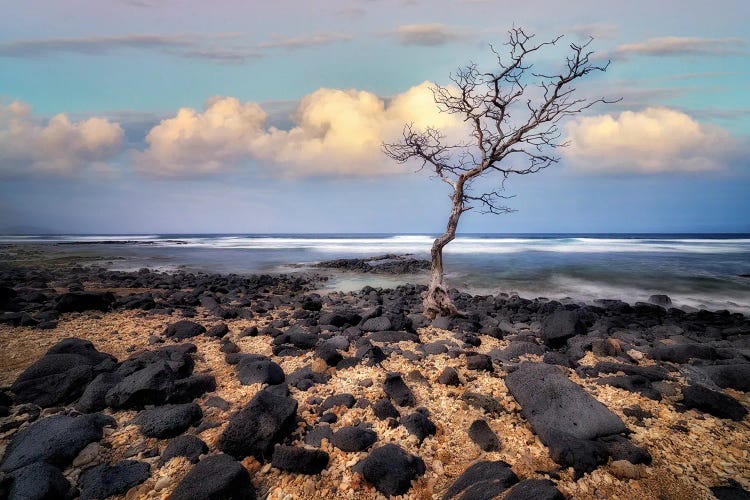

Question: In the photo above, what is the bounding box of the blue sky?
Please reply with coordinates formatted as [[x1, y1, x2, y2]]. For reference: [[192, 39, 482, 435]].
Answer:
[[1, 0, 749, 234]]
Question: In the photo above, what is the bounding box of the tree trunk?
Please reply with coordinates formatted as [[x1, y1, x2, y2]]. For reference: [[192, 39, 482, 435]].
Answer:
[[422, 179, 465, 319]]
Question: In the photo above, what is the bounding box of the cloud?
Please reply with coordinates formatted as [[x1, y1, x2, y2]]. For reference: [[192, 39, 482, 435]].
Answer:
[[258, 33, 352, 50], [0, 101, 124, 177], [613, 36, 747, 58], [133, 82, 467, 178], [566, 23, 619, 41], [564, 107, 741, 174], [0, 33, 261, 64], [390, 24, 467, 46]]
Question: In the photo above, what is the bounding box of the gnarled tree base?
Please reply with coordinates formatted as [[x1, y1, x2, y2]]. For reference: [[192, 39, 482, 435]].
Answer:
[[422, 281, 459, 319]]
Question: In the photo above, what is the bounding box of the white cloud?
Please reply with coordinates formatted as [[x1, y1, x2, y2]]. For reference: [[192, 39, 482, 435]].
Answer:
[[134, 82, 467, 177], [0, 101, 124, 177], [564, 107, 740, 174]]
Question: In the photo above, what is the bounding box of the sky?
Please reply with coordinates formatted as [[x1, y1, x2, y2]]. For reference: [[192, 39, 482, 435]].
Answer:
[[0, 0, 749, 234]]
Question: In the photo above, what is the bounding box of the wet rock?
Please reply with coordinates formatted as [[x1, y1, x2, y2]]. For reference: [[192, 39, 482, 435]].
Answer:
[[354, 444, 425, 497], [218, 390, 298, 460], [135, 403, 202, 438], [467, 419, 500, 451], [78, 460, 150, 500], [0, 413, 115, 473], [648, 294, 672, 306], [158, 435, 208, 466], [170, 453, 256, 500], [383, 373, 416, 407], [681, 384, 748, 421], [443, 460, 519, 499], [271, 445, 329, 474], [504, 479, 564, 500], [163, 320, 206, 340]]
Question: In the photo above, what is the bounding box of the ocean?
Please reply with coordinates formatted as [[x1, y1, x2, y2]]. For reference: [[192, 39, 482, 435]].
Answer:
[[3, 233, 750, 314]]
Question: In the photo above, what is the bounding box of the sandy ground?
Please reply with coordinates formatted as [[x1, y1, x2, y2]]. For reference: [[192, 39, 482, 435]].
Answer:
[[2, 293, 749, 500]]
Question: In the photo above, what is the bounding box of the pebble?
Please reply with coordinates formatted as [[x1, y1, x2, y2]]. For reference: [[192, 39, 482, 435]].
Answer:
[[72, 442, 100, 467], [610, 460, 641, 480]]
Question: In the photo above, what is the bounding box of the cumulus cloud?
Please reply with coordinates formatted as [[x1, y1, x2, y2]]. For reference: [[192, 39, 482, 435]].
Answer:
[[564, 107, 740, 174], [0, 101, 124, 177], [390, 24, 467, 46], [134, 82, 467, 177], [613, 36, 746, 58]]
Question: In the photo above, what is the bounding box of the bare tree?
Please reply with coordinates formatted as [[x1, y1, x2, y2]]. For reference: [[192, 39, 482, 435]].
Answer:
[[383, 28, 615, 319]]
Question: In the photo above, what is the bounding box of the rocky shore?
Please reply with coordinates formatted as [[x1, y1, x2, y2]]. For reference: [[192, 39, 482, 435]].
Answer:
[[0, 259, 749, 499]]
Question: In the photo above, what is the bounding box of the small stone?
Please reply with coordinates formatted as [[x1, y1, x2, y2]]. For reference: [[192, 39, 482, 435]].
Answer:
[[610, 460, 641, 480], [311, 358, 329, 374], [467, 419, 500, 451], [72, 442, 100, 467], [437, 367, 461, 386]]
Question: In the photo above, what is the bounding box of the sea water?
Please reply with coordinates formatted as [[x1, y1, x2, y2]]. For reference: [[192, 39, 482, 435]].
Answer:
[[3, 233, 750, 314]]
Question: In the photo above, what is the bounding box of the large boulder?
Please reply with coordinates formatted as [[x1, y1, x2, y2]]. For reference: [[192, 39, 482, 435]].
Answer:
[[331, 426, 377, 452], [0, 413, 115, 473], [218, 390, 298, 460], [170, 454, 256, 500], [540, 310, 586, 347], [77, 460, 150, 500], [505, 362, 627, 476], [163, 320, 206, 340], [237, 358, 285, 386], [504, 479, 565, 500], [105, 360, 176, 409], [682, 385, 748, 421], [506, 363, 626, 441], [700, 364, 750, 392], [11, 338, 116, 408], [0, 462, 71, 500], [355, 444, 425, 497], [135, 403, 203, 438]]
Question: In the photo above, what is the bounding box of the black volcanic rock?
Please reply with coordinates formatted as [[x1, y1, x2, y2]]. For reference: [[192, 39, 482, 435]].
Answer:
[[55, 291, 115, 313], [1, 413, 115, 473], [164, 320, 206, 340], [135, 403, 202, 438], [271, 445, 329, 474], [383, 373, 416, 407], [78, 460, 150, 500], [467, 419, 500, 451], [170, 453, 256, 500], [354, 444, 425, 496], [443, 460, 519, 499], [682, 384, 748, 421], [218, 389, 298, 460]]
